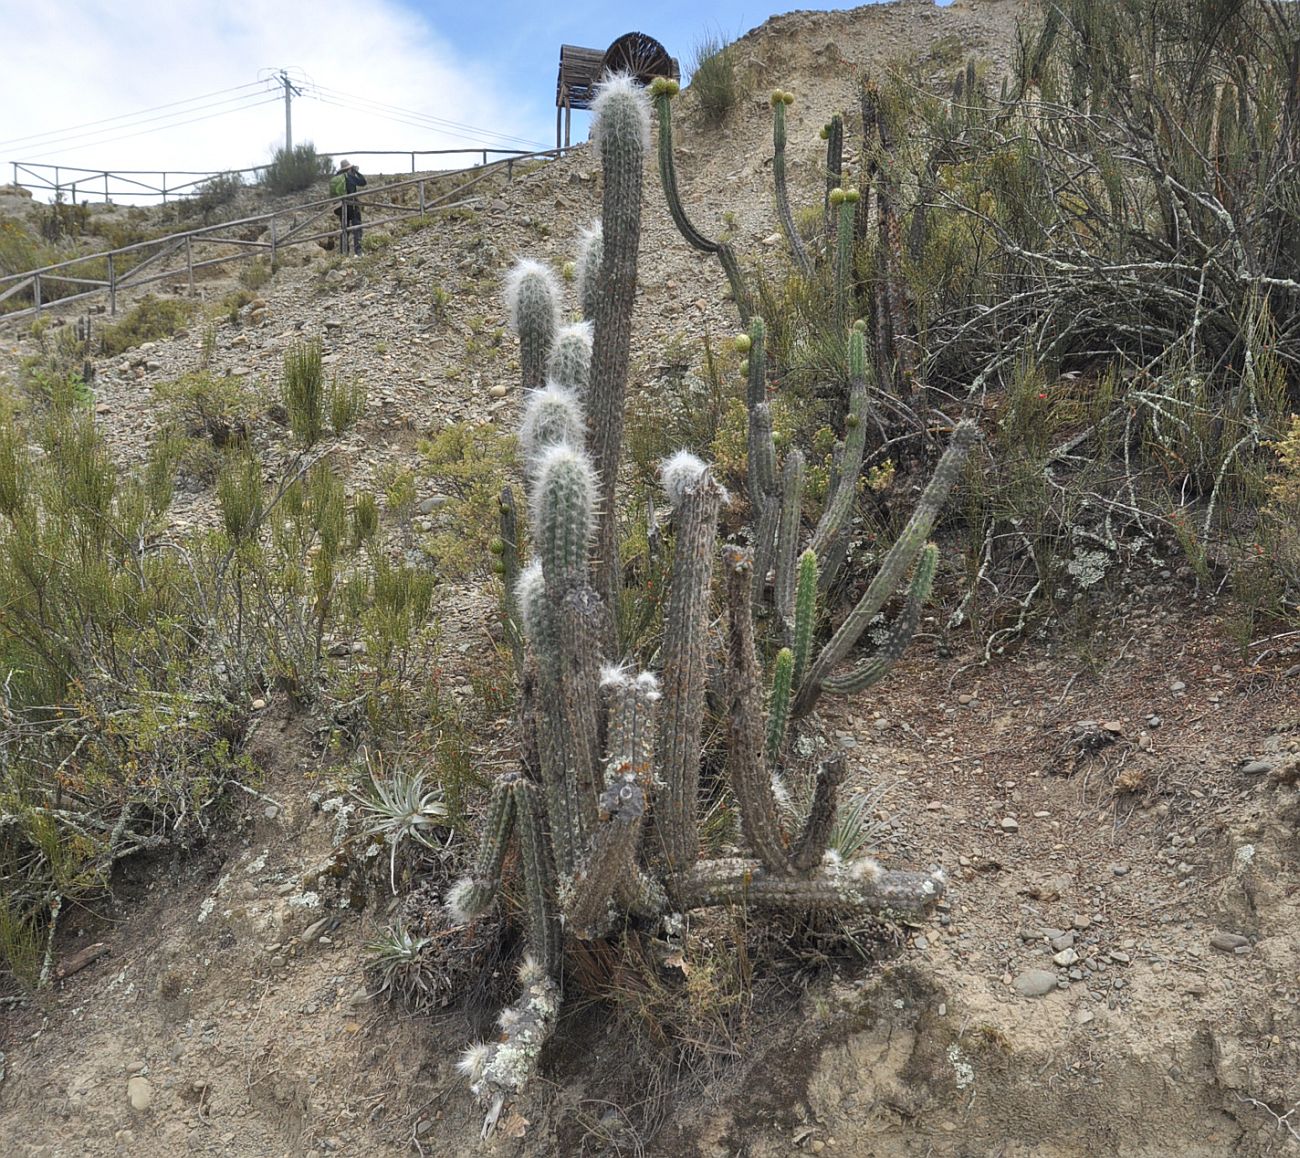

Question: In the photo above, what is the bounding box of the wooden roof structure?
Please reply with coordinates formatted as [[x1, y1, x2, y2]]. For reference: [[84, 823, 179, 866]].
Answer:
[[555, 33, 680, 148]]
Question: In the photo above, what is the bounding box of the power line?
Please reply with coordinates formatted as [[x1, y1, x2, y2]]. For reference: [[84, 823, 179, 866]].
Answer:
[[14, 96, 284, 160], [305, 83, 547, 149], [3, 91, 279, 156], [0, 81, 267, 150]]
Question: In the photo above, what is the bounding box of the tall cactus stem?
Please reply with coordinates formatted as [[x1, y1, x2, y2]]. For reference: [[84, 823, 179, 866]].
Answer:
[[772, 92, 813, 276], [574, 223, 604, 323], [795, 421, 977, 717], [519, 384, 587, 478], [723, 546, 793, 874], [588, 74, 650, 634], [652, 84, 752, 322], [656, 459, 724, 874], [833, 189, 859, 331], [530, 444, 597, 598], [497, 487, 524, 674]]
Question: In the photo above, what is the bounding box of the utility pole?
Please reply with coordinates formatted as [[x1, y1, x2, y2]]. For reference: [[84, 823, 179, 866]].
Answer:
[[279, 70, 303, 151]]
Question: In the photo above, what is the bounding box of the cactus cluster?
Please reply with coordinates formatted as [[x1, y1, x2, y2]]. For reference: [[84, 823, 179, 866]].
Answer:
[[446, 72, 976, 1128]]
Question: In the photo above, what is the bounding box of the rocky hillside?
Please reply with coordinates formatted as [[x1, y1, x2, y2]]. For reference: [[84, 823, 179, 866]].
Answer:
[[1, 2, 1298, 1156]]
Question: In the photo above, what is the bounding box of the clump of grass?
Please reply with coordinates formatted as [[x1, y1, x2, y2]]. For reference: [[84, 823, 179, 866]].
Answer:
[[282, 339, 325, 446], [689, 33, 745, 128]]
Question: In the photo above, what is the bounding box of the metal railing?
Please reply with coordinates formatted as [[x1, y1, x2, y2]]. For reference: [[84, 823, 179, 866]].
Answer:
[[8, 148, 549, 205], [0, 147, 573, 323]]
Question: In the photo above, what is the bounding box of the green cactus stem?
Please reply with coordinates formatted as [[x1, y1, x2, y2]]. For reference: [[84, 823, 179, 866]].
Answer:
[[723, 546, 792, 874], [651, 79, 752, 322], [671, 856, 946, 917], [808, 368, 868, 560], [546, 321, 593, 398], [773, 448, 806, 622], [765, 647, 795, 767], [789, 756, 847, 872], [822, 542, 938, 696], [446, 773, 518, 922], [794, 421, 978, 717], [791, 548, 818, 692], [574, 223, 603, 323], [504, 259, 562, 389], [744, 317, 782, 600], [656, 452, 724, 874], [588, 74, 651, 629], [771, 91, 813, 277]]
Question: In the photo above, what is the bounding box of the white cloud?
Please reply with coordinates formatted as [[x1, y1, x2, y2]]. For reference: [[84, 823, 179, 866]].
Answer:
[[2, 0, 552, 199]]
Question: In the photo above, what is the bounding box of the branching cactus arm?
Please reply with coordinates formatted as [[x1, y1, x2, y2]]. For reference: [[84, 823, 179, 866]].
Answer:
[[651, 77, 752, 322], [789, 755, 847, 872], [794, 421, 978, 717], [774, 448, 806, 621], [808, 330, 870, 561], [446, 773, 517, 923], [772, 91, 814, 277], [545, 321, 593, 399], [823, 113, 844, 245]]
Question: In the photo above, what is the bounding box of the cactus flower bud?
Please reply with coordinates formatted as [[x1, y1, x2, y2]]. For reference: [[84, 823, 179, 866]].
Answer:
[[734, 334, 752, 354], [829, 188, 846, 207]]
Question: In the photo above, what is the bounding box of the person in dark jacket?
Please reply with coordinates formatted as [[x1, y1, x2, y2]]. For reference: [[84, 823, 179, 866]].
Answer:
[[337, 160, 367, 255]]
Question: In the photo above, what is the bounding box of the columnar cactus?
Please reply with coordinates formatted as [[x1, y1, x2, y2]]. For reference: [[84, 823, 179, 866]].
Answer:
[[651, 77, 753, 322], [772, 90, 814, 277], [449, 71, 977, 1133]]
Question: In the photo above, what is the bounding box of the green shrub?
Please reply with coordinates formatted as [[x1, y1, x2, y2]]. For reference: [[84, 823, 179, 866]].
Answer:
[[188, 170, 245, 220], [99, 294, 197, 357], [282, 339, 326, 446], [262, 143, 331, 196]]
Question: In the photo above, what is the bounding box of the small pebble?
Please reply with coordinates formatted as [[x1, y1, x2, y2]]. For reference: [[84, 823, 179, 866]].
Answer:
[[1210, 933, 1250, 952]]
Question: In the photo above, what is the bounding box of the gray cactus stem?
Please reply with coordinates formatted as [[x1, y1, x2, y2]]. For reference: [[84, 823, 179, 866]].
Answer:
[[671, 857, 946, 916], [497, 486, 524, 673], [723, 546, 793, 874], [793, 421, 977, 717], [824, 113, 844, 245], [447, 773, 518, 920], [807, 377, 868, 561], [565, 773, 647, 939], [554, 584, 604, 846], [773, 448, 806, 622], [512, 779, 561, 974], [789, 756, 846, 872], [656, 469, 724, 875]]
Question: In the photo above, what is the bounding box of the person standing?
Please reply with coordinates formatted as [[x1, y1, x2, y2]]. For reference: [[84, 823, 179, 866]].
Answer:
[[335, 160, 367, 255]]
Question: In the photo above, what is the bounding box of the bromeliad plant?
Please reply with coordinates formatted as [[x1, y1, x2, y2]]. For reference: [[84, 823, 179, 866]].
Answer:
[[445, 73, 975, 1129]]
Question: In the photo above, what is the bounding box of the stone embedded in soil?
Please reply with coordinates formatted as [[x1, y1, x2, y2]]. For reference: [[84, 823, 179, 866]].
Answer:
[[1210, 933, 1250, 952], [1050, 932, 1075, 952], [1111, 863, 1130, 876], [1000, 817, 1019, 832], [1012, 969, 1059, 998], [1239, 760, 1273, 775], [127, 1076, 152, 1112], [1053, 948, 1079, 967]]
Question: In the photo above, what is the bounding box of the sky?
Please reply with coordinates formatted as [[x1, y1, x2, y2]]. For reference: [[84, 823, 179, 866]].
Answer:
[[2, 0, 948, 203]]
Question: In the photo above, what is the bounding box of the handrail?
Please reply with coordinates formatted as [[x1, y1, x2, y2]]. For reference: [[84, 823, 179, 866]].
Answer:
[[8, 148, 550, 204], [0, 146, 576, 323]]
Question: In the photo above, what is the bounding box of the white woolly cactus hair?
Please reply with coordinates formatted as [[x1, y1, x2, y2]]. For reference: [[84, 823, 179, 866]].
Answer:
[[456, 1041, 492, 1084], [659, 449, 729, 509], [599, 663, 662, 700], [591, 72, 653, 155], [519, 383, 586, 468], [503, 258, 561, 335], [514, 560, 546, 643], [445, 876, 479, 925]]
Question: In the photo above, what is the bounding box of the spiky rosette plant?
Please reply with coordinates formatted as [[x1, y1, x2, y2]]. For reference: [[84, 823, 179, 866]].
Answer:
[[443, 71, 977, 1133]]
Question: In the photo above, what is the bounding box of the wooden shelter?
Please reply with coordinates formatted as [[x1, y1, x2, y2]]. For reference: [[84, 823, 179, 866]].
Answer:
[[555, 33, 680, 148]]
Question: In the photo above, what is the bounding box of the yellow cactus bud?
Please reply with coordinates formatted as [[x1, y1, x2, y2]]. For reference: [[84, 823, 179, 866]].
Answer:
[[734, 334, 752, 354]]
